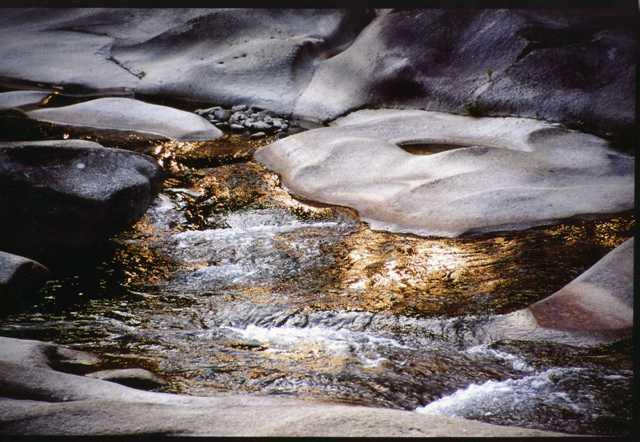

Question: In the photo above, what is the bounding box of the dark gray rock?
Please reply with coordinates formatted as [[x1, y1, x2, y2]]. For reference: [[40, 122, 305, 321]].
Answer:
[[0, 251, 50, 303], [295, 9, 635, 143], [86, 368, 167, 390], [0, 140, 162, 256]]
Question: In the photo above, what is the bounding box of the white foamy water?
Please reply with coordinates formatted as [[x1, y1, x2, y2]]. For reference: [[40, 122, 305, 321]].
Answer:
[[464, 344, 534, 372], [167, 209, 352, 290], [225, 324, 409, 365], [415, 368, 583, 417]]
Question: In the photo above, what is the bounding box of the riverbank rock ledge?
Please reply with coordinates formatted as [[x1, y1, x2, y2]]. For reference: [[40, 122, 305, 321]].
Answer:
[[0, 251, 50, 301], [0, 335, 566, 436], [0, 140, 162, 256], [26, 97, 223, 141], [0, 9, 633, 141], [255, 109, 633, 237]]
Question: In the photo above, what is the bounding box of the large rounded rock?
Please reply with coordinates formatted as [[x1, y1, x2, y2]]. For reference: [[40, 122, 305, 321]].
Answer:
[[0, 251, 50, 303], [294, 9, 635, 142], [26, 97, 223, 141], [0, 9, 374, 115], [255, 109, 634, 237], [0, 140, 162, 256]]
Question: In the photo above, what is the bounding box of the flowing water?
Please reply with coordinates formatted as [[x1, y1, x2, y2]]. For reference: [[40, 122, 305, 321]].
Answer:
[[0, 130, 634, 436]]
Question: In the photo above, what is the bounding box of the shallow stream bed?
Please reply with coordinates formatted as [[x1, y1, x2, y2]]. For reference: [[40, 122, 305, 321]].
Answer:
[[0, 131, 634, 436]]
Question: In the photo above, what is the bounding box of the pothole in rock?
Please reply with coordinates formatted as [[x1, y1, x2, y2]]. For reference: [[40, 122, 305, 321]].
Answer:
[[396, 141, 476, 155]]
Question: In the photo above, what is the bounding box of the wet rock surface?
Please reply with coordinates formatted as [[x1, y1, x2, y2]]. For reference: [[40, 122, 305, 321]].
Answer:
[[86, 368, 167, 390], [0, 336, 564, 437], [0, 139, 162, 258]]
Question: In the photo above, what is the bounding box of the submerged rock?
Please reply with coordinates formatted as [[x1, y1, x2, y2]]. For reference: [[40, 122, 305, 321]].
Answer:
[[0, 140, 162, 256], [255, 109, 633, 237], [0, 251, 50, 303], [26, 97, 222, 141], [0, 335, 566, 436]]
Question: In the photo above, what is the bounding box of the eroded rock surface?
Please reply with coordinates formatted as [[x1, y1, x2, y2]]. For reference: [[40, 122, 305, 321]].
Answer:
[[255, 109, 633, 237], [0, 140, 162, 256], [26, 97, 222, 141], [0, 9, 374, 115], [294, 9, 635, 143], [0, 9, 631, 141], [86, 368, 167, 390]]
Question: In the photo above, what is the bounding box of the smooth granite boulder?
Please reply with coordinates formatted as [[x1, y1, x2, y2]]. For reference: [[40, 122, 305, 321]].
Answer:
[[26, 97, 222, 141], [0, 251, 50, 303], [0, 140, 162, 256], [294, 9, 635, 142], [0, 336, 566, 436], [255, 109, 634, 237], [0, 9, 374, 115]]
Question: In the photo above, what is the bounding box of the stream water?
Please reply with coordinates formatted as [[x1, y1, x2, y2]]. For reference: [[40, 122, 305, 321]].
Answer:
[[0, 126, 634, 436]]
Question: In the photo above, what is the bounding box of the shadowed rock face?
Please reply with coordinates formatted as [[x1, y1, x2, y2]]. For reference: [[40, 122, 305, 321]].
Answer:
[[0, 140, 162, 257], [0, 251, 50, 302], [26, 98, 223, 141], [294, 9, 635, 143], [255, 109, 634, 237]]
